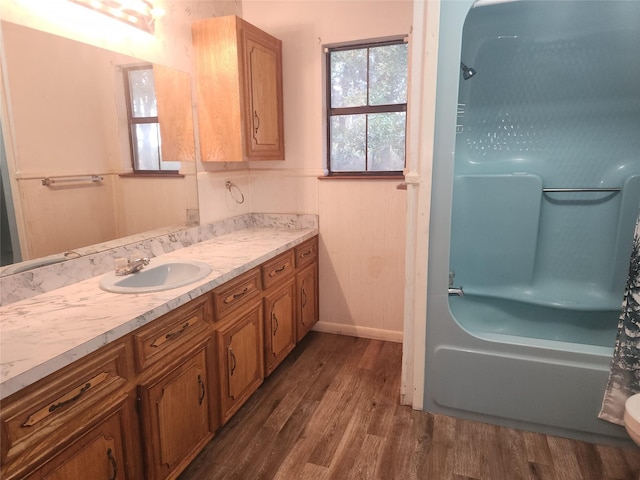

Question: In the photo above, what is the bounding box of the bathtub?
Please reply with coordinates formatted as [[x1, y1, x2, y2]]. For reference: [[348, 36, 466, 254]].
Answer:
[[425, 0, 640, 444]]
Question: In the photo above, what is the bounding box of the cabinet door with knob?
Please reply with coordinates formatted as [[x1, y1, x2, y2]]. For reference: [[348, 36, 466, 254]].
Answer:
[[0, 341, 139, 480], [296, 262, 319, 342], [242, 23, 284, 159], [24, 397, 140, 480], [295, 237, 319, 342], [192, 15, 284, 162], [215, 301, 264, 424], [263, 278, 296, 376], [138, 341, 217, 480]]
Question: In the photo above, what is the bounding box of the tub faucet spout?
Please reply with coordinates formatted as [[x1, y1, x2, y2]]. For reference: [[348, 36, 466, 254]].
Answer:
[[448, 287, 464, 297]]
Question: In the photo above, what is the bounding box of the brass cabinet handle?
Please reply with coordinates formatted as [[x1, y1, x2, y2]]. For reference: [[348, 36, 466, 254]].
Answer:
[[228, 347, 237, 376], [269, 263, 289, 277], [107, 448, 117, 480], [150, 316, 199, 348], [165, 322, 190, 341], [299, 248, 313, 258], [301, 285, 307, 325], [198, 374, 205, 405], [272, 312, 279, 336], [227, 345, 236, 400], [48, 382, 91, 413], [151, 320, 192, 348], [253, 110, 260, 135], [22, 372, 109, 427], [224, 287, 248, 304]]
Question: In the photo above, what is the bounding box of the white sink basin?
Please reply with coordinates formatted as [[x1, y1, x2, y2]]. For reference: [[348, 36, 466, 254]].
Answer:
[[99, 260, 212, 294]]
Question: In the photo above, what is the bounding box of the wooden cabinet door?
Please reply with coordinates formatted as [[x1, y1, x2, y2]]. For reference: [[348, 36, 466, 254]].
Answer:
[[1, 341, 135, 480], [242, 26, 284, 160], [216, 302, 264, 424], [139, 343, 216, 480], [296, 262, 318, 342], [25, 398, 140, 480], [264, 278, 296, 376], [193, 16, 284, 162]]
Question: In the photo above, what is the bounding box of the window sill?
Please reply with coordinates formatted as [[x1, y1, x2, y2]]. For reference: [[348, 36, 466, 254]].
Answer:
[[318, 174, 405, 180]]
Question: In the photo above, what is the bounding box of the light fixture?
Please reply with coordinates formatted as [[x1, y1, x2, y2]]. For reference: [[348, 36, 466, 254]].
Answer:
[[68, 0, 164, 33]]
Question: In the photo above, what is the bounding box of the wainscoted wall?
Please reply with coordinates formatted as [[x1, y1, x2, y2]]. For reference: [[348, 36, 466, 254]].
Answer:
[[197, 170, 253, 225], [317, 180, 406, 341], [250, 169, 320, 216]]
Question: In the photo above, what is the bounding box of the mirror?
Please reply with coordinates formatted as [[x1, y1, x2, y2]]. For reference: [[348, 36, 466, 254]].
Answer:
[[0, 20, 198, 276]]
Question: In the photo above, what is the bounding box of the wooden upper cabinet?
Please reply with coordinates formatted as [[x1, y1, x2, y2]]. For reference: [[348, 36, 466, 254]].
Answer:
[[192, 15, 285, 162]]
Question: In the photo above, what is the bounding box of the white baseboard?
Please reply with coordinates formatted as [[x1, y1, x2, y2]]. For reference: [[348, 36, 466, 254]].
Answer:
[[312, 321, 403, 343]]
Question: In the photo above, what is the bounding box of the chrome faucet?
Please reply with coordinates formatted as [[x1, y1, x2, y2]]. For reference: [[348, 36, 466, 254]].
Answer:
[[448, 270, 464, 296], [115, 256, 150, 276]]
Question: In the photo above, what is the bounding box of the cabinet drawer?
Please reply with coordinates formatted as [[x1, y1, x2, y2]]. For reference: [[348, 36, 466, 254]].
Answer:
[[1, 341, 132, 478], [261, 250, 295, 290], [294, 236, 318, 268], [23, 396, 142, 480], [212, 268, 261, 320], [133, 295, 212, 372]]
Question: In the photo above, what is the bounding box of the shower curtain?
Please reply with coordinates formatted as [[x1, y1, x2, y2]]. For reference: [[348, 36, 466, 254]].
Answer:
[[599, 211, 640, 426]]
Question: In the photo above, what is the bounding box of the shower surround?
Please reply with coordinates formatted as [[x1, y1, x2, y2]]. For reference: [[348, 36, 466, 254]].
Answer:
[[425, 0, 640, 444]]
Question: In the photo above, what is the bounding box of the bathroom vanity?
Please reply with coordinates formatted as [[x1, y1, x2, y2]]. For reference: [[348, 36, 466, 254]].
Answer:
[[0, 225, 318, 480]]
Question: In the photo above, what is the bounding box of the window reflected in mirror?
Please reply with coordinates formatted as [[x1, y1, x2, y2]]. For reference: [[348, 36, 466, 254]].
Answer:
[[0, 20, 198, 271], [123, 65, 180, 172]]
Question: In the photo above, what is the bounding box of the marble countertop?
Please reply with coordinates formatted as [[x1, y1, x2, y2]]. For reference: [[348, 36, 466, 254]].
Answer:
[[0, 226, 317, 400]]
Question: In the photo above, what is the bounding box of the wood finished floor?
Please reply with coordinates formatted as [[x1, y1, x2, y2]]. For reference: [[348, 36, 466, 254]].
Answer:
[[178, 332, 640, 480]]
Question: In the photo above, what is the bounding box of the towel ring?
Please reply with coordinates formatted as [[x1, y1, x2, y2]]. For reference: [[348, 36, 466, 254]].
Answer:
[[225, 181, 245, 204]]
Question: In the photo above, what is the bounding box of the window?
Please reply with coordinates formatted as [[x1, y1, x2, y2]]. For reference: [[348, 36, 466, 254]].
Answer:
[[327, 40, 408, 175], [123, 65, 180, 173]]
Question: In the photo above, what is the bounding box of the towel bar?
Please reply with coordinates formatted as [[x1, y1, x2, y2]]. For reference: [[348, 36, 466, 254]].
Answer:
[[41, 175, 103, 186]]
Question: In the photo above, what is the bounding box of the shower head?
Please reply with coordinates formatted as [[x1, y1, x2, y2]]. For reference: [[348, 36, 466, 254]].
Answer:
[[460, 62, 477, 80]]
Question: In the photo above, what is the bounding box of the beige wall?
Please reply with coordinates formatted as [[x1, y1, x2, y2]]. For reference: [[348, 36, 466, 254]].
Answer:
[[1, 0, 414, 341], [317, 179, 406, 341], [238, 0, 413, 342]]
